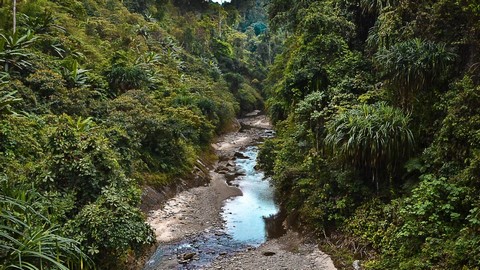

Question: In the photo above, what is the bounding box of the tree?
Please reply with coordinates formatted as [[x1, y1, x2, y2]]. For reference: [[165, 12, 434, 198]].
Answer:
[[13, 0, 16, 34]]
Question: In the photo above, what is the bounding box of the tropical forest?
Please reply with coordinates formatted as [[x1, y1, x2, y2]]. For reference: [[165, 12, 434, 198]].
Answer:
[[0, 0, 479, 269]]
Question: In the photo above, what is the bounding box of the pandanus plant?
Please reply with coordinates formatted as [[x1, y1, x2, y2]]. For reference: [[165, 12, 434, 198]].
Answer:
[[375, 39, 456, 109], [0, 90, 21, 117], [325, 102, 415, 191]]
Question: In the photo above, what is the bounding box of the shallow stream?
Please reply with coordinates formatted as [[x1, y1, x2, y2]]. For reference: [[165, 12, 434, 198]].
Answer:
[[222, 146, 279, 245], [144, 129, 282, 269]]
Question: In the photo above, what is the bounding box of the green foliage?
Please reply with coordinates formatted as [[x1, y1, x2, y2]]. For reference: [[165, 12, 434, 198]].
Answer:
[[0, 180, 92, 270], [0, 0, 272, 269], [365, 174, 474, 269], [428, 76, 480, 171], [0, 31, 37, 73], [325, 102, 414, 190], [0, 91, 21, 116], [375, 39, 456, 108], [263, 0, 480, 268], [0, 72, 9, 85], [26, 69, 66, 97], [360, 0, 399, 13], [107, 90, 203, 174], [237, 82, 263, 112], [21, 11, 66, 34], [294, 91, 329, 149], [345, 198, 397, 250], [0, 115, 44, 169], [41, 115, 129, 208], [67, 187, 154, 267], [61, 59, 89, 88], [212, 38, 234, 59], [107, 64, 148, 95]]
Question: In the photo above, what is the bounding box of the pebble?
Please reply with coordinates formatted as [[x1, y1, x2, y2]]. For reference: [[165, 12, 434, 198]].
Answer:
[[262, 251, 276, 256]]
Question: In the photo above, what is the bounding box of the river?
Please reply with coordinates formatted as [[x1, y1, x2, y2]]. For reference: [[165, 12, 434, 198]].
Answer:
[[143, 114, 282, 269], [142, 114, 336, 270]]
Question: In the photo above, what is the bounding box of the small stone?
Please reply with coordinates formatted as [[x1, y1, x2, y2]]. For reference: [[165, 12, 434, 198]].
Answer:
[[262, 251, 276, 256], [353, 260, 362, 270], [234, 169, 247, 176], [183, 252, 196, 260], [234, 152, 249, 159]]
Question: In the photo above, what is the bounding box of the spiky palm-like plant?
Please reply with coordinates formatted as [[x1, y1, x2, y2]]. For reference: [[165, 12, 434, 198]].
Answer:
[[0, 30, 37, 72], [375, 39, 456, 109], [325, 102, 414, 190], [0, 184, 92, 270]]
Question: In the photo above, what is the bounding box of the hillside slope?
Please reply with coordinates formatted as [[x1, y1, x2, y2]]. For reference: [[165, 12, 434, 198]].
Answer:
[[0, 0, 273, 269], [259, 0, 480, 269]]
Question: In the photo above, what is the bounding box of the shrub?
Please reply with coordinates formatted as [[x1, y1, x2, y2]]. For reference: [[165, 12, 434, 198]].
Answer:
[[66, 187, 155, 268], [26, 68, 67, 98], [40, 115, 129, 208]]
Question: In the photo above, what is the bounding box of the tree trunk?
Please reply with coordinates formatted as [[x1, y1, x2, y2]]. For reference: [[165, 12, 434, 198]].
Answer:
[[13, 0, 16, 34]]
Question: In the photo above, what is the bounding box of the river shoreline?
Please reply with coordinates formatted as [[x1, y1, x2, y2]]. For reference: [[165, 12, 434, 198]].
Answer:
[[143, 113, 337, 269]]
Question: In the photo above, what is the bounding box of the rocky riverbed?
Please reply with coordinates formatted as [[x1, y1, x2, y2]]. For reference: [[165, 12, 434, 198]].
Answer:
[[144, 112, 337, 270]]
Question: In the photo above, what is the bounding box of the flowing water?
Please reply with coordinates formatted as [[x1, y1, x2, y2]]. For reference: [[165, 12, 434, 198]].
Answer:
[[221, 146, 279, 245], [144, 131, 283, 270]]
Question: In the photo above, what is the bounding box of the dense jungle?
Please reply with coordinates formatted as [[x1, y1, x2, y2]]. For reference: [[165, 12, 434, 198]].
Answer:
[[1, 0, 479, 269]]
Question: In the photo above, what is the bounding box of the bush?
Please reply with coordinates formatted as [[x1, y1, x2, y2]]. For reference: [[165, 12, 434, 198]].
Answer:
[[40, 115, 129, 208], [107, 90, 200, 174], [2, 79, 41, 113], [26, 69, 67, 98], [369, 174, 471, 269], [67, 187, 154, 268]]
